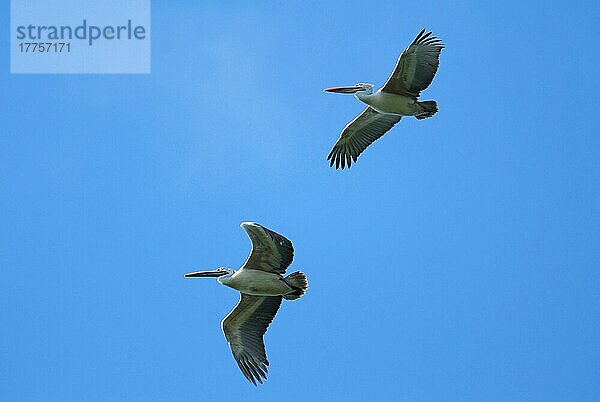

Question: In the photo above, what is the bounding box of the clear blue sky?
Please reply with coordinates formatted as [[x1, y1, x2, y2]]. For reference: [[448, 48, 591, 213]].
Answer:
[[2, 1, 599, 401]]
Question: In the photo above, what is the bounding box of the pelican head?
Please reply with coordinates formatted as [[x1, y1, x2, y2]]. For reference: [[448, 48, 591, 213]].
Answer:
[[184, 267, 235, 279], [323, 82, 374, 95]]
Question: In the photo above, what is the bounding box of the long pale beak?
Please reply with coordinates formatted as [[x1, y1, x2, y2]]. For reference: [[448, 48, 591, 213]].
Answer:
[[184, 269, 227, 278], [323, 85, 363, 94]]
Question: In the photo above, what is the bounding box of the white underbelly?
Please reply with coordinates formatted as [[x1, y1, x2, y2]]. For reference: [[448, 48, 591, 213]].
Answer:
[[359, 92, 419, 116], [221, 269, 292, 296]]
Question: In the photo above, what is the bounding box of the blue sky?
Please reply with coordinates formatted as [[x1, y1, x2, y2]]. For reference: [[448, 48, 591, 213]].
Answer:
[[1, 1, 599, 401]]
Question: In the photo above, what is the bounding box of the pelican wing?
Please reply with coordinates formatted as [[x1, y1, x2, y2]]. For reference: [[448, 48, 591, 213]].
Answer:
[[222, 294, 283, 385], [240, 222, 294, 275], [327, 107, 401, 169], [382, 29, 444, 98]]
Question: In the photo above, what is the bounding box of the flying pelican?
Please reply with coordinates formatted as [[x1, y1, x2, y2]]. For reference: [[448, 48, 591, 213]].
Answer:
[[324, 29, 444, 169], [184, 222, 308, 385]]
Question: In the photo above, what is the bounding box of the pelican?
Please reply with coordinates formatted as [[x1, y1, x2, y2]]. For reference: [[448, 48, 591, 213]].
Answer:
[[184, 222, 308, 385], [324, 29, 444, 169]]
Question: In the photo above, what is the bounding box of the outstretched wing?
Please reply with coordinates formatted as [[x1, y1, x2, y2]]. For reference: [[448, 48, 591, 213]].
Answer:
[[221, 294, 283, 385], [327, 107, 401, 169], [240, 222, 294, 275], [382, 29, 444, 98]]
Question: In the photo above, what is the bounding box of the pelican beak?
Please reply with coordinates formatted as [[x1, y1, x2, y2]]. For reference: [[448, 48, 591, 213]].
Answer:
[[184, 269, 227, 278], [323, 85, 363, 94]]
